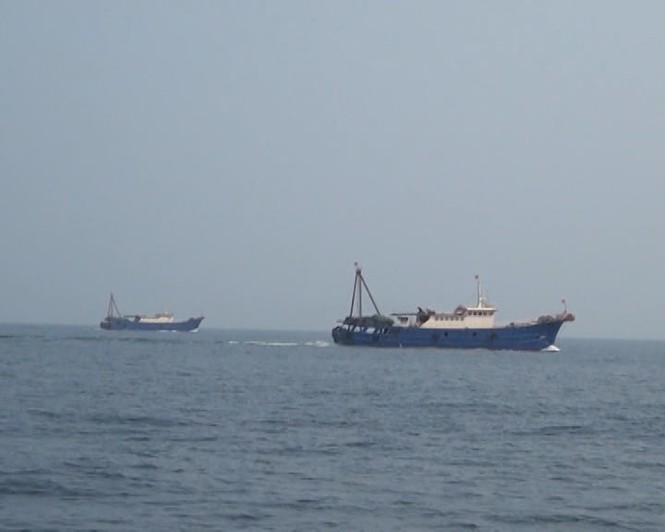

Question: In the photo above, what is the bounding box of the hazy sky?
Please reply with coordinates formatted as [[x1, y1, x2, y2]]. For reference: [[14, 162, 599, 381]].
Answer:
[[1, 1, 664, 338]]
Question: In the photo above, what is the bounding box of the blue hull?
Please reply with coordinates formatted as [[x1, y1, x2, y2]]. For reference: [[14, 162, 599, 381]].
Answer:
[[100, 316, 204, 332], [332, 319, 567, 351]]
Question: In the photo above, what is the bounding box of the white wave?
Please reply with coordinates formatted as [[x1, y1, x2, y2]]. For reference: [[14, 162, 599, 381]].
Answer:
[[542, 344, 560, 352]]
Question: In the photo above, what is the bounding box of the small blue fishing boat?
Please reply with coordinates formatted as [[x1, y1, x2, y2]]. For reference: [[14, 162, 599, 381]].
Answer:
[[100, 293, 204, 332]]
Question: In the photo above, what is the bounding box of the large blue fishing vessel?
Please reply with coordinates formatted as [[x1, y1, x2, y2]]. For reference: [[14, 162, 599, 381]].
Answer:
[[332, 264, 574, 351], [100, 293, 204, 332]]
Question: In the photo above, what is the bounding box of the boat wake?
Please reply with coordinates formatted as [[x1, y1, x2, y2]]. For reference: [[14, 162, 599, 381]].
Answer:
[[226, 340, 330, 348], [244, 341, 299, 347], [304, 340, 331, 348]]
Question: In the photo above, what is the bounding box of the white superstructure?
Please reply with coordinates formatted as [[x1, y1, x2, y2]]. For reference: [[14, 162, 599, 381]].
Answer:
[[135, 312, 174, 324], [393, 275, 498, 329]]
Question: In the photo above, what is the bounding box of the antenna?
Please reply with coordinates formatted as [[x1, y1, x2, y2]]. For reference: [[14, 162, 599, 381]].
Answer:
[[475, 274, 481, 307]]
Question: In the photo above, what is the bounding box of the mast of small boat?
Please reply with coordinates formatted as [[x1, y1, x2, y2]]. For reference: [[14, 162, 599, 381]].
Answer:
[[349, 263, 382, 318]]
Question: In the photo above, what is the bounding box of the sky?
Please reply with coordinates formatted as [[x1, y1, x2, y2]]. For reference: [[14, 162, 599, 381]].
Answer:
[[1, 1, 664, 338]]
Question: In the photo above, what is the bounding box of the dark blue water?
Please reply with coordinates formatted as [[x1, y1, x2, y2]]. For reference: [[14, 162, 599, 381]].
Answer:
[[1, 325, 663, 530]]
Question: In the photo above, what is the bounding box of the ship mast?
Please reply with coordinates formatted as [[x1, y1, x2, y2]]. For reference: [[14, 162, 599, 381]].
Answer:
[[348, 262, 382, 318], [107, 293, 121, 318]]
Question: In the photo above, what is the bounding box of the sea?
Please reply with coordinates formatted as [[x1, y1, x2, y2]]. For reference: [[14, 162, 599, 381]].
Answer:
[[1, 325, 663, 531]]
